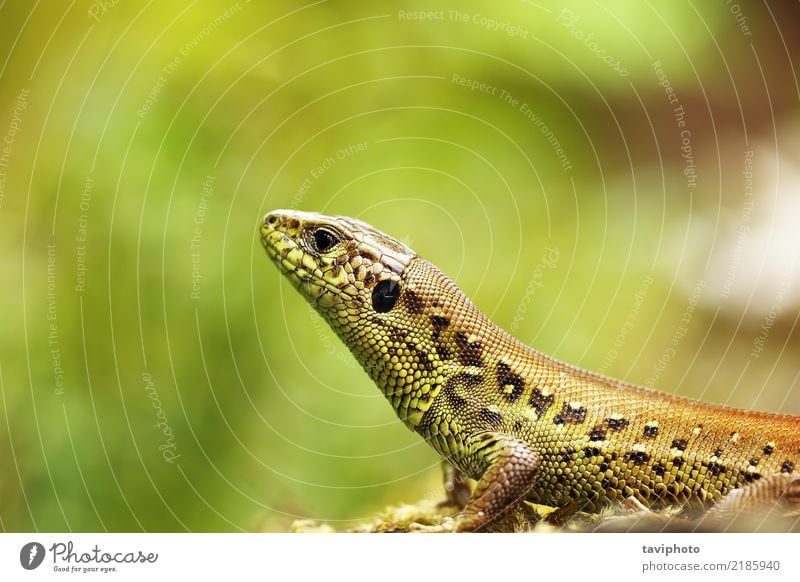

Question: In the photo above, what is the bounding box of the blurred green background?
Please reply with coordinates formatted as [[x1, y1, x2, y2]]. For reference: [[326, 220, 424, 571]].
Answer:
[[1, 1, 799, 532]]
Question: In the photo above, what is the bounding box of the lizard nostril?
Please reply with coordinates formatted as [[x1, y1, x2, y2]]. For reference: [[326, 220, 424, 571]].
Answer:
[[265, 213, 279, 227]]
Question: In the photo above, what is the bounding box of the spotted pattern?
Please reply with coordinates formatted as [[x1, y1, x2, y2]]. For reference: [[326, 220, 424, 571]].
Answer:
[[529, 388, 554, 416], [495, 362, 525, 403], [403, 289, 425, 314], [643, 423, 659, 438], [430, 315, 450, 331], [625, 450, 650, 465], [430, 316, 449, 342], [744, 472, 763, 483], [588, 425, 607, 441], [607, 416, 630, 431], [416, 347, 434, 371], [671, 439, 688, 451], [455, 332, 484, 367], [584, 446, 601, 458], [553, 402, 587, 425]]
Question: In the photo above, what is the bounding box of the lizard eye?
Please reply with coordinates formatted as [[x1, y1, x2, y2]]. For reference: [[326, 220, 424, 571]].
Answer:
[[372, 279, 400, 313], [311, 227, 340, 253]]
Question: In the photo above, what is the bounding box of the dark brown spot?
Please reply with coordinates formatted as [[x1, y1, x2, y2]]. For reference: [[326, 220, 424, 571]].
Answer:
[[436, 346, 451, 360], [389, 328, 409, 344], [529, 388, 554, 416], [479, 407, 503, 427], [430, 316, 450, 331], [513, 420, 523, 431], [781, 460, 795, 474], [455, 332, 483, 367], [584, 447, 601, 458], [706, 462, 725, 476], [495, 362, 525, 403], [625, 450, 650, 465], [653, 463, 666, 477], [749, 458, 759, 466], [598, 462, 609, 473], [553, 403, 587, 425], [607, 417, 629, 431], [763, 444, 774, 456], [560, 451, 573, 463], [364, 272, 375, 286], [713, 448, 723, 458], [403, 289, 424, 314], [600, 477, 612, 490], [417, 348, 433, 371], [671, 439, 688, 451], [556, 474, 566, 484], [671, 457, 685, 470], [744, 472, 762, 483], [588, 425, 607, 441], [643, 425, 659, 438]]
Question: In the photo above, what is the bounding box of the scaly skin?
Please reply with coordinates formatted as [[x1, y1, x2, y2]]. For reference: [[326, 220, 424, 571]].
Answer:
[[260, 210, 800, 532]]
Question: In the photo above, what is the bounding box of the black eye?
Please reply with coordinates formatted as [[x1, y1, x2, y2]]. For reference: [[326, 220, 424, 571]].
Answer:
[[372, 279, 401, 313], [312, 228, 339, 253]]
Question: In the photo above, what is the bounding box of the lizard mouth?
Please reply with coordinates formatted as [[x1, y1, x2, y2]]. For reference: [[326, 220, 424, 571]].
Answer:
[[260, 213, 348, 306]]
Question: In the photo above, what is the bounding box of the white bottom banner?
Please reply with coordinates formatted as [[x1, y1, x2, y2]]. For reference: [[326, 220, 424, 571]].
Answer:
[[0, 533, 797, 581]]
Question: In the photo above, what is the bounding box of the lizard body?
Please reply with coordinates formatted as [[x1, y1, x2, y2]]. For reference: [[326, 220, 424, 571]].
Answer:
[[260, 210, 800, 532]]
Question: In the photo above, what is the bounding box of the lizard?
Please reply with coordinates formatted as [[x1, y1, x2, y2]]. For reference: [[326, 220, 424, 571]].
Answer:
[[260, 209, 800, 532]]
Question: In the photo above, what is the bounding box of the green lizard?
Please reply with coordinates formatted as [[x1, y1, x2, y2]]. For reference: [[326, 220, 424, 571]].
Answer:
[[260, 210, 800, 532]]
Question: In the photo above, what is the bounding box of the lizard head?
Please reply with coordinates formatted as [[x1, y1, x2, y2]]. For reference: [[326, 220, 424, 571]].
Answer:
[[260, 209, 452, 427], [260, 209, 415, 311]]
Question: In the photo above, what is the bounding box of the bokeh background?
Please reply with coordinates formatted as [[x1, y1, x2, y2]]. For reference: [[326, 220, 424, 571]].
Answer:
[[1, 1, 799, 532]]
